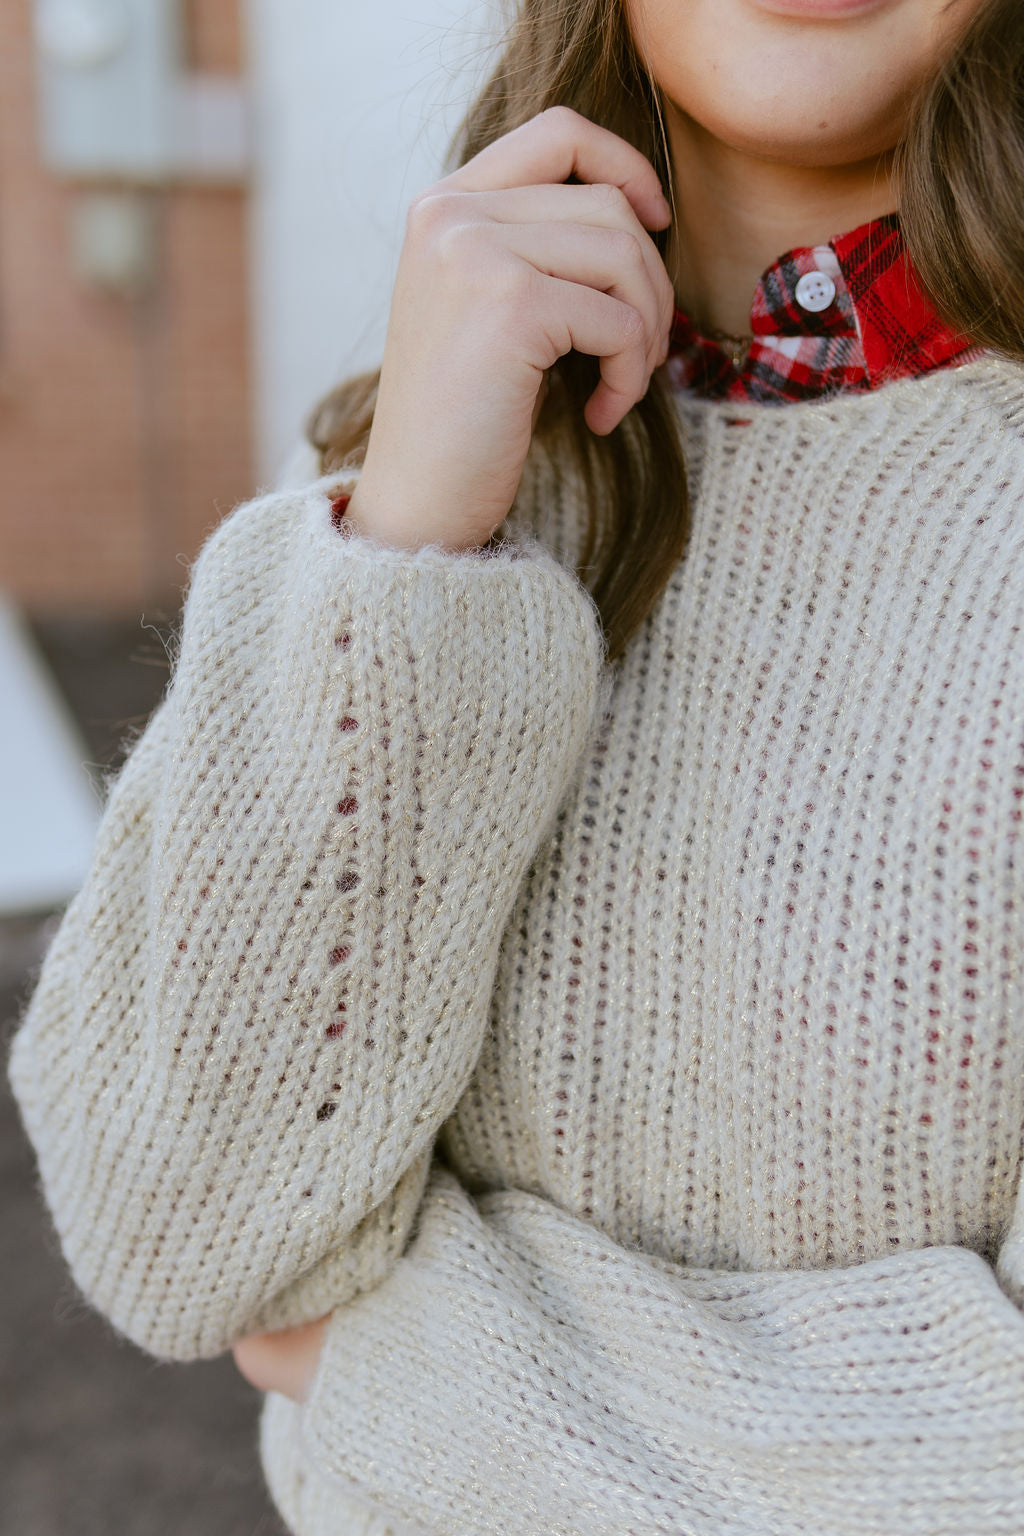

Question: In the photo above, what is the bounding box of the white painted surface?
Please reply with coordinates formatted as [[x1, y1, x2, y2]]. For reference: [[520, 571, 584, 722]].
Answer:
[[248, 0, 503, 483], [0, 598, 100, 915]]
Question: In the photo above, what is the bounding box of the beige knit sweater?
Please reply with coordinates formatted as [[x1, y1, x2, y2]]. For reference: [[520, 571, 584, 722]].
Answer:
[[11, 357, 1024, 1535]]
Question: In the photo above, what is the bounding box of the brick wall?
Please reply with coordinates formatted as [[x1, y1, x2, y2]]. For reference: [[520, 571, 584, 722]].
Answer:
[[0, 1, 253, 614]]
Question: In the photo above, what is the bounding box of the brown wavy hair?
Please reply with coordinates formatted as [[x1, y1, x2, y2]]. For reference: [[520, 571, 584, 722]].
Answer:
[[309, 0, 1023, 662]]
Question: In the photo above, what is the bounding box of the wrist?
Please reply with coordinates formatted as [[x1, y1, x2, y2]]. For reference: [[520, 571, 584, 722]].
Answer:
[[342, 482, 486, 554]]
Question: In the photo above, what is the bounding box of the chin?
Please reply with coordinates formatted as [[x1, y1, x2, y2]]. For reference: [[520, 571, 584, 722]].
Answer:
[[717, 117, 903, 169], [669, 89, 908, 170]]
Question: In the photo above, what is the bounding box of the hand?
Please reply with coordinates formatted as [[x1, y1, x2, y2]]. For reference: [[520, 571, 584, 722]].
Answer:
[[346, 106, 675, 553], [231, 1315, 329, 1403]]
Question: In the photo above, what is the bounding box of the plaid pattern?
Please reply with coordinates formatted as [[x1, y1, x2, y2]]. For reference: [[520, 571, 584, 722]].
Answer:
[[666, 214, 978, 404]]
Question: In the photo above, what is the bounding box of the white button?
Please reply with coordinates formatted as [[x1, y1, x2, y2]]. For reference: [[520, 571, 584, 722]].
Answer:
[[795, 270, 837, 313]]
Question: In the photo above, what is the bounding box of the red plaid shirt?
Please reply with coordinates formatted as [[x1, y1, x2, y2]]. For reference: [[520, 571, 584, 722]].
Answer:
[[667, 214, 978, 404]]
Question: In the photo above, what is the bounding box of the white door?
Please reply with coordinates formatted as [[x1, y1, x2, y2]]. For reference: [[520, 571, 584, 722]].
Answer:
[[248, 0, 502, 481]]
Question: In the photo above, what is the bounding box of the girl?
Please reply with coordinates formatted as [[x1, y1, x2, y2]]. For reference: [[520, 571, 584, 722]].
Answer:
[[10, 0, 1024, 1531]]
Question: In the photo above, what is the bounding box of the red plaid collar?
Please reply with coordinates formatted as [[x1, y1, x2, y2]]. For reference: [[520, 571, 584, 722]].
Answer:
[[666, 214, 978, 404]]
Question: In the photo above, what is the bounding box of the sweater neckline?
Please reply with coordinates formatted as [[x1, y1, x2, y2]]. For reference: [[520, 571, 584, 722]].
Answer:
[[666, 348, 1016, 436]]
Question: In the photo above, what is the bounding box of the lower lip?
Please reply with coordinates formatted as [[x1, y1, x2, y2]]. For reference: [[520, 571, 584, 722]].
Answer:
[[748, 0, 893, 16]]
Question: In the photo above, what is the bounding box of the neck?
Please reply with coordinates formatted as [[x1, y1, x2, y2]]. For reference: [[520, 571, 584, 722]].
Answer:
[[666, 111, 899, 336]]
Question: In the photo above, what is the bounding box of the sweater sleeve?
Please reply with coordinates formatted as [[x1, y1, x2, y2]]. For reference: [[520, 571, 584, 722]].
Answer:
[[7, 481, 605, 1361], [293, 1165, 1024, 1536]]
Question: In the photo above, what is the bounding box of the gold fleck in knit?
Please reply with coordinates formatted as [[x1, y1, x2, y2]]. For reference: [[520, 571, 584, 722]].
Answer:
[[10, 357, 1024, 1535]]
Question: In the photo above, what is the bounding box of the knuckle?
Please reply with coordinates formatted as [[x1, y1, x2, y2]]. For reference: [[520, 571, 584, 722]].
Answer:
[[538, 104, 580, 136], [501, 278, 553, 355], [592, 181, 628, 215], [619, 304, 646, 343], [490, 257, 536, 318], [611, 229, 645, 271], [435, 217, 483, 268], [406, 189, 458, 241]]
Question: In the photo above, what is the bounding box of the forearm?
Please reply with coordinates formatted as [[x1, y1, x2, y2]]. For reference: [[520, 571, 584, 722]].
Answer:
[[295, 1167, 1024, 1536], [9, 482, 604, 1361]]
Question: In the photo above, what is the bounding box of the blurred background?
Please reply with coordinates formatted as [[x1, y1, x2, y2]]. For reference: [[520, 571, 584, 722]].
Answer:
[[0, 1, 498, 1530]]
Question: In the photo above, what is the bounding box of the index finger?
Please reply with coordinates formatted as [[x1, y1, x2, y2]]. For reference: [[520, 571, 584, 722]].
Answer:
[[446, 106, 672, 232]]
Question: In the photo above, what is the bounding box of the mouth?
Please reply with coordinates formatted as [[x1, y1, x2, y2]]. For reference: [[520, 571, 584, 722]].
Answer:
[[745, 0, 895, 17]]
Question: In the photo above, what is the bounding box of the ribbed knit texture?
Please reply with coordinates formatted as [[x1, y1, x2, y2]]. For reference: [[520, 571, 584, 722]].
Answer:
[[8, 484, 603, 1356], [10, 357, 1024, 1534]]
